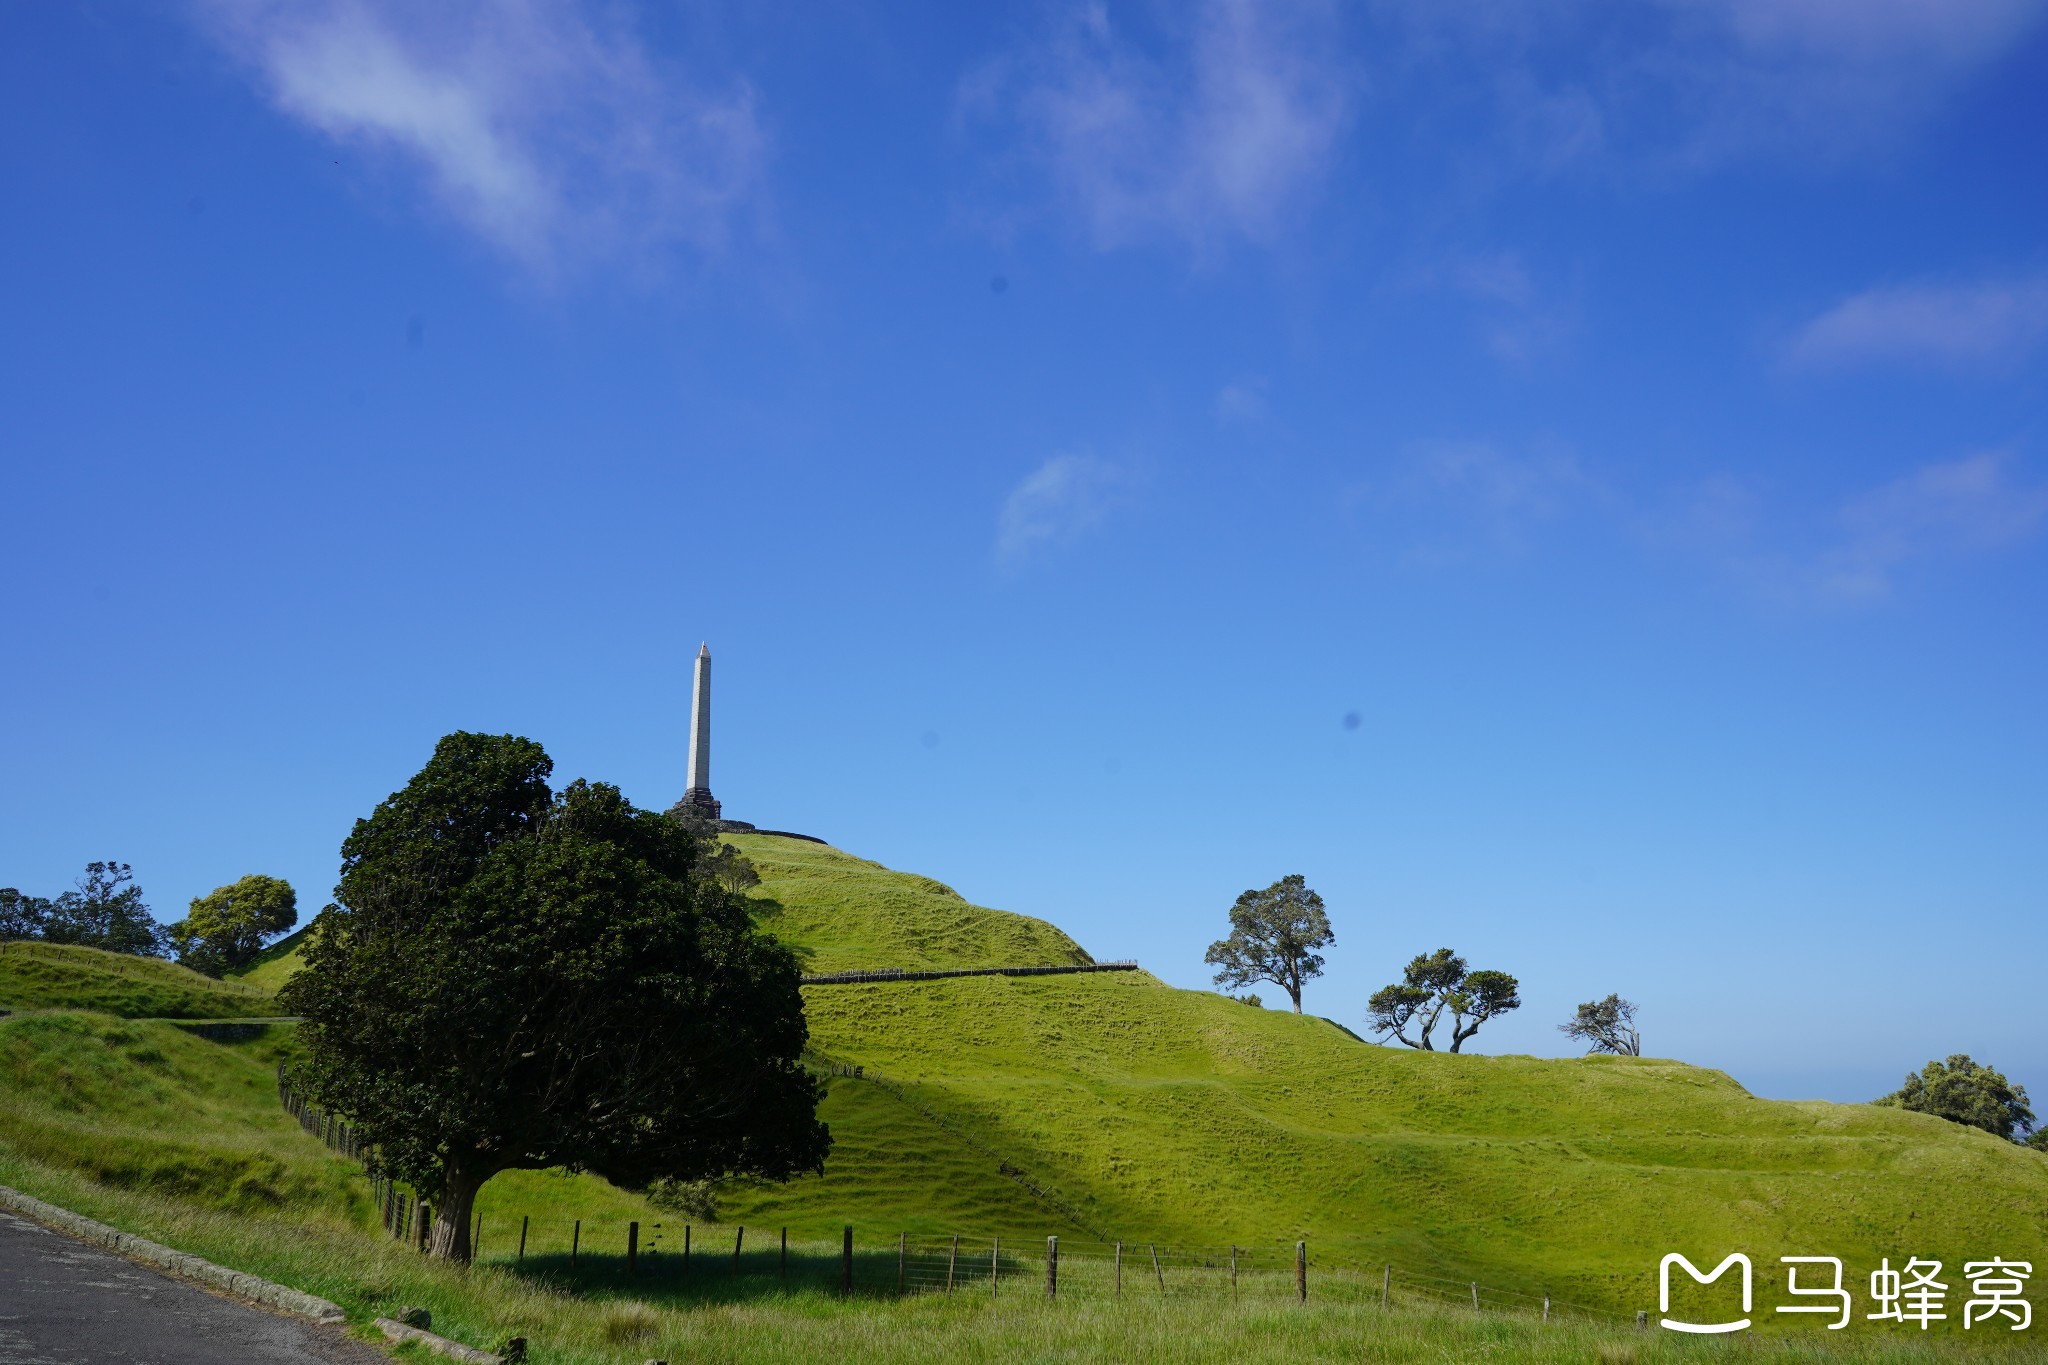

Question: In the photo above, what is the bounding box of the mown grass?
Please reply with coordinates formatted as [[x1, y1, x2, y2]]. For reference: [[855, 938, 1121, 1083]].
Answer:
[[0, 941, 276, 1019]]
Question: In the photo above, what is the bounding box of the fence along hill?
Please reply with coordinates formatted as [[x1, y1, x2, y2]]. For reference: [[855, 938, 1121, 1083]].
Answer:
[[223, 831, 2048, 1315], [710, 833, 2048, 1314]]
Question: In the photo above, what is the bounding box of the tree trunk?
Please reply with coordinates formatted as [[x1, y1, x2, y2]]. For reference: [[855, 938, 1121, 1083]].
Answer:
[[427, 1166, 485, 1263]]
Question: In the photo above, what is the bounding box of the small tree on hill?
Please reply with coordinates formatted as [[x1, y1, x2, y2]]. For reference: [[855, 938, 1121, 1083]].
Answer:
[[1367, 948, 1521, 1053], [280, 732, 830, 1262], [1559, 994, 1641, 1056], [1, 888, 51, 941], [1204, 874, 1333, 1014], [167, 874, 298, 977], [35, 863, 165, 957], [667, 803, 761, 895], [1875, 1055, 2035, 1142]]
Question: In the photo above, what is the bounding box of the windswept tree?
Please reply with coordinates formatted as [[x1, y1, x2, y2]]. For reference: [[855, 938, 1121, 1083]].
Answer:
[[1367, 948, 1521, 1053], [280, 732, 830, 1262], [1559, 994, 1642, 1056], [167, 874, 298, 977], [1876, 1055, 2035, 1142], [1204, 874, 1333, 1014]]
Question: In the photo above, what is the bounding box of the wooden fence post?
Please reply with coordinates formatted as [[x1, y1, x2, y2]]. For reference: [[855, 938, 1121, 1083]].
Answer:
[[419, 1205, 431, 1254], [1230, 1246, 1238, 1305], [628, 1221, 638, 1276], [897, 1232, 906, 1296], [473, 1212, 483, 1260], [1295, 1242, 1306, 1303], [570, 1219, 580, 1268], [683, 1224, 690, 1273], [991, 1236, 999, 1296], [1046, 1236, 1058, 1300], [947, 1234, 959, 1294], [1382, 1264, 1391, 1310], [1543, 1296, 1550, 1323], [733, 1225, 745, 1274], [518, 1215, 528, 1264], [841, 1225, 853, 1296], [1471, 1282, 1479, 1311], [1636, 1310, 1648, 1331], [1150, 1243, 1165, 1296], [1114, 1241, 1123, 1298]]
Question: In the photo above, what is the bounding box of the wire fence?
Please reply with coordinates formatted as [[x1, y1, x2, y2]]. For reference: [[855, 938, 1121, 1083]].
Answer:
[[276, 1070, 1631, 1326]]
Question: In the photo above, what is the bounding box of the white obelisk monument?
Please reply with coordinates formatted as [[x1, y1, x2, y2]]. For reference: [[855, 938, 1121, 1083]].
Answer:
[[681, 642, 719, 817]]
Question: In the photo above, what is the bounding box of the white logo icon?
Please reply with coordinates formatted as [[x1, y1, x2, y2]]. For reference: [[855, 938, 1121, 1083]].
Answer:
[[1661, 1253, 1753, 1334]]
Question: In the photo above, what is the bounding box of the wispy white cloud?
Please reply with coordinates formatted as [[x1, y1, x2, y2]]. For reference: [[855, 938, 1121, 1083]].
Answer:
[[1351, 441, 1607, 562], [995, 454, 1132, 566], [1385, 0, 2047, 170], [963, 0, 1352, 254], [193, 0, 768, 275], [1639, 452, 2048, 603], [1807, 450, 2048, 601], [1398, 250, 1578, 365], [1785, 275, 2048, 371], [1215, 376, 1269, 421]]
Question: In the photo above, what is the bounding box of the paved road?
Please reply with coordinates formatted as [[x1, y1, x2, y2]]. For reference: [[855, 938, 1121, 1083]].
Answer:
[[0, 1210, 389, 1364]]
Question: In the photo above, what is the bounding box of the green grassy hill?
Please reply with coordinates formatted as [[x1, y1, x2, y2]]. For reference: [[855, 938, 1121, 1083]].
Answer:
[[714, 833, 2048, 1315], [0, 942, 277, 1019], [3, 831, 2044, 1343]]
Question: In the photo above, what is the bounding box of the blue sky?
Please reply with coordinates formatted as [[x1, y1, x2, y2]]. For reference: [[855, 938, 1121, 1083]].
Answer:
[[4, 1, 2045, 1106]]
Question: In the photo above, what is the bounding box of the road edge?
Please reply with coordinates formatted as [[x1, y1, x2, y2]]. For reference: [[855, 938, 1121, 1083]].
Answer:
[[0, 1183, 347, 1325]]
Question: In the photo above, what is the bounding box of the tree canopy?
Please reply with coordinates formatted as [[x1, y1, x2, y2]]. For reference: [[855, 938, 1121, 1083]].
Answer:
[[167, 874, 298, 977], [1203, 874, 1333, 1014], [1559, 994, 1642, 1056], [279, 732, 829, 1261], [1875, 1055, 2035, 1142], [0, 863, 164, 956], [1367, 948, 1521, 1053]]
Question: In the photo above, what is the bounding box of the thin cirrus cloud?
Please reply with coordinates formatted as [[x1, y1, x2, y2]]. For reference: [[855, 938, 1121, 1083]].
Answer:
[[1389, 0, 2047, 171], [190, 0, 768, 274], [994, 454, 1133, 568], [1807, 450, 2048, 601], [1785, 276, 2048, 372], [961, 0, 1352, 254]]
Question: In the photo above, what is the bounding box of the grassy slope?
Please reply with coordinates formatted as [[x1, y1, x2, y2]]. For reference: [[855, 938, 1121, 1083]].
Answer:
[[0, 834, 2043, 1358], [0, 942, 276, 1019], [233, 923, 313, 993], [718, 834, 2048, 1316], [0, 1011, 361, 1211], [734, 835, 1091, 973]]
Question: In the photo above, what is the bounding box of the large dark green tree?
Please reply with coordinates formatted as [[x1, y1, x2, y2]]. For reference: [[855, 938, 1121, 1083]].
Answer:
[[1367, 948, 1521, 1053], [167, 874, 298, 977], [1876, 1055, 2035, 1142], [279, 733, 829, 1262], [1204, 874, 1334, 1014]]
